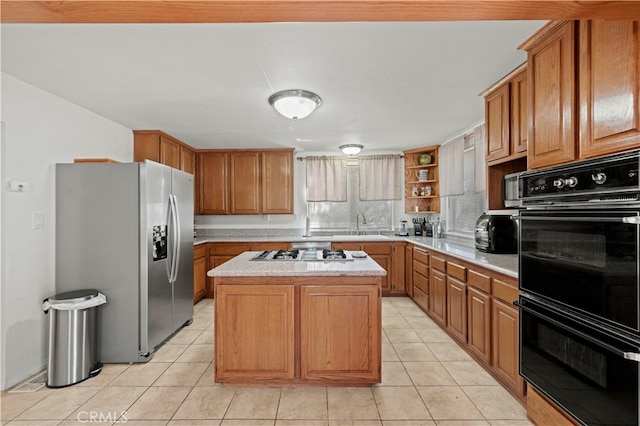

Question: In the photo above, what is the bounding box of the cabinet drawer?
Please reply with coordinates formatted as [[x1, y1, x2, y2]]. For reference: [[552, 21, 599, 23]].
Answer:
[[447, 261, 467, 282], [362, 243, 392, 255], [468, 270, 491, 293], [413, 270, 429, 294], [493, 278, 519, 304], [209, 242, 249, 256], [194, 244, 207, 259], [333, 243, 362, 251], [412, 247, 429, 265], [431, 255, 446, 272], [413, 286, 429, 312], [413, 260, 428, 273]]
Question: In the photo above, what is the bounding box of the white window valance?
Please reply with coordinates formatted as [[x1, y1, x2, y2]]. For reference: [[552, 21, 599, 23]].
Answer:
[[473, 124, 487, 192], [305, 156, 348, 202], [439, 136, 465, 196], [358, 154, 402, 201]]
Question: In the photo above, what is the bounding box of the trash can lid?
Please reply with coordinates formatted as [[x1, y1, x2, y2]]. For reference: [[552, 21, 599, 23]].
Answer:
[[48, 289, 100, 305]]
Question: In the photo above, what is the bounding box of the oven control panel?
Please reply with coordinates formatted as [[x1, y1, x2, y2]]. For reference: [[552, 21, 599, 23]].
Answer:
[[520, 150, 640, 204]]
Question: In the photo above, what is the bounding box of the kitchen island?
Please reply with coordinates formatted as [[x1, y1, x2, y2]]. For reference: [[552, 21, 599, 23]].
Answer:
[[207, 251, 386, 386]]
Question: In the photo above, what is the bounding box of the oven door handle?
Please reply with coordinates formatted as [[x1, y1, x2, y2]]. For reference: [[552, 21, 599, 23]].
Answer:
[[511, 215, 640, 224], [515, 300, 640, 362]]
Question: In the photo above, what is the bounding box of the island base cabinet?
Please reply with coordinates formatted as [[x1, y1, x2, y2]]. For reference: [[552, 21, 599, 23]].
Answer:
[[300, 285, 381, 384], [213, 275, 382, 386], [215, 284, 295, 383]]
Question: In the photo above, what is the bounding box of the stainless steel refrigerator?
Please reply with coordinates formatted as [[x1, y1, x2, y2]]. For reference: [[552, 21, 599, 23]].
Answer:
[[55, 160, 194, 363]]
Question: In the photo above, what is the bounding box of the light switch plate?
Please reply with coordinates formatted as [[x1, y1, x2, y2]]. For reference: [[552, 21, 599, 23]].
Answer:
[[32, 213, 44, 230]]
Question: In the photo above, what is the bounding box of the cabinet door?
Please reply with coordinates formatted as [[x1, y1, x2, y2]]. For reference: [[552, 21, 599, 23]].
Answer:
[[193, 245, 207, 303], [180, 146, 196, 174], [511, 69, 528, 154], [405, 245, 414, 298], [133, 132, 161, 163], [216, 284, 295, 382], [198, 152, 229, 215], [261, 150, 294, 214], [446, 276, 467, 343], [579, 20, 640, 159], [485, 82, 511, 161], [492, 298, 523, 396], [429, 269, 447, 326], [230, 152, 261, 214], [390, 243, 406, 294], [300, 285, 381, 383], [527, 21, 577, 169], [160, 135, 181, 169], [364, 243, 392, 293], [467, 286, 491, 364], [369, 254, 391, 293]]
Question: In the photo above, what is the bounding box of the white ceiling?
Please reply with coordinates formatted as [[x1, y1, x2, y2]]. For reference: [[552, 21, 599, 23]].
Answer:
[[1, 21, 545, 154]]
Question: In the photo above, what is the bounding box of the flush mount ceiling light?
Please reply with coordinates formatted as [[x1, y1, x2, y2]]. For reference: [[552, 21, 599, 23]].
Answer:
[[268, 89, 322, 120], [339, 144, 364, 155]]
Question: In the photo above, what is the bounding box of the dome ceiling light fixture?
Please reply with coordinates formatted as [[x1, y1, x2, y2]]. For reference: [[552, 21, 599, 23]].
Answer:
[[268, 89, 322, 120], [339, 144, 364, 155]]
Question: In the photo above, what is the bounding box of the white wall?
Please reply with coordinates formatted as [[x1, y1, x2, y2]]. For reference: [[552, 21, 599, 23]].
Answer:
[[0, 73, 133, 390]]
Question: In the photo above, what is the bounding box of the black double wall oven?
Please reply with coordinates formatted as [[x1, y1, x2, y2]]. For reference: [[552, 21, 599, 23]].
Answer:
[[515, 150, 640, 426]]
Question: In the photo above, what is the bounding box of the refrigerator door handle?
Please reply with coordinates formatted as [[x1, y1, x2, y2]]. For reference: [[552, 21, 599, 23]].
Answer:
[[166, 194, 179, 283], [170, 194, 181, 283], [165, 194, 174, 282]]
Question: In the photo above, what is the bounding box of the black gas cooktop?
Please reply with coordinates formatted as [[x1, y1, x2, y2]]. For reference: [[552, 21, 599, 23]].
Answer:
[[251, 249, 354, 262]]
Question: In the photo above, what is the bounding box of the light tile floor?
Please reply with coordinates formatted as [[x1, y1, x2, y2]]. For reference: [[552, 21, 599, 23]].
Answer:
[[1, 297, 532, 425]]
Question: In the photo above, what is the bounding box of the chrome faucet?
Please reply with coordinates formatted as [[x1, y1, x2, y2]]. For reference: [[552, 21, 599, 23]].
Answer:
[[356, 213, 367, 235]]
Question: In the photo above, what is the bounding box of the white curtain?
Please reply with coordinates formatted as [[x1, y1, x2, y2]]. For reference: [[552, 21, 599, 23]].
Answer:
[[439, 136, 465, 196], [473, 124, 487, 192], [305, 156, 348, 202], [358, 154, 402, 201]]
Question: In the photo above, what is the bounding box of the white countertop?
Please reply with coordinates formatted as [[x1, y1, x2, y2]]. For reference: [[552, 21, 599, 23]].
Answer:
[[207, 251, 388, 277], [197, 234, 518, 278]]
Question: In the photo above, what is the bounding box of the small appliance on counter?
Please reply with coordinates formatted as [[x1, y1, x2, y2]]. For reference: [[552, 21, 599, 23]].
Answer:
[[397, 220, 409, 236], [412, 217, 424, 236], [474, 211, 517, 254]]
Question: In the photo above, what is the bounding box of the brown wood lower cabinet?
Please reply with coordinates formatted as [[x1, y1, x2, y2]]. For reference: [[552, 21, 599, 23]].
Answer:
[[467, 286, 491, 364], [429, 267, 447, 326], [332, 241, 405, 294], [300, 284, 380, 383], [214, 275, 382, 385], [446, 276, 467, 343], [492, 298, 522, 393], [193, 244, 207, 303], [215, 283, 295, 382], [409, 244, 523, 401], [527, 386, 578, 426]]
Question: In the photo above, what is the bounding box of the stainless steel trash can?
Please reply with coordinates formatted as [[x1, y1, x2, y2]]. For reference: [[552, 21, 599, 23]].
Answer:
[[43, 289, 107, 388]]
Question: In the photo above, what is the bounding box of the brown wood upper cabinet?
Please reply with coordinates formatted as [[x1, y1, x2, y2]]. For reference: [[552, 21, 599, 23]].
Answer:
[[521, 20, 640, 170], [482, 65, 528, 210], [198, 148, 294, 215], [482, 64, 528, 163], [198, 152, 229, 215], [579, 20, 640, 159], [230, 151, 261, 214], [133, 130, 196, 172]]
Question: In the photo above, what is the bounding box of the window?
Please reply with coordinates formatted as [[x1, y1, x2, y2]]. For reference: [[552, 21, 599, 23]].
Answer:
[[443, 138, 486, 236], [308, 164, 396, 232]]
